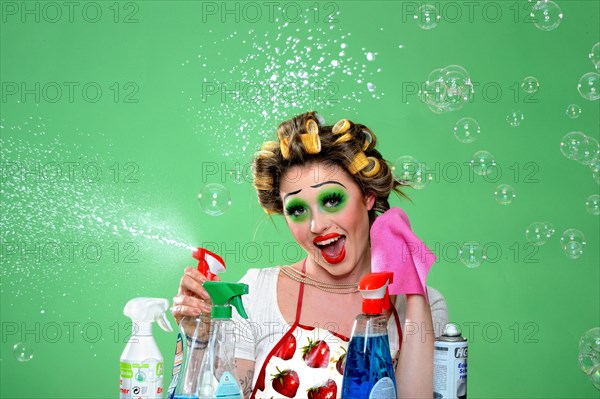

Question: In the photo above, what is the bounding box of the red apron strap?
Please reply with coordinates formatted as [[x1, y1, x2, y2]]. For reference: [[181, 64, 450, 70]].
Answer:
[[250, 260, 307, 399]]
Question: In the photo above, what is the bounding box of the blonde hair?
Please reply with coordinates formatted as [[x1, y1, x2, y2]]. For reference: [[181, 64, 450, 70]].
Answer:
[[252, 111, 408, 224]]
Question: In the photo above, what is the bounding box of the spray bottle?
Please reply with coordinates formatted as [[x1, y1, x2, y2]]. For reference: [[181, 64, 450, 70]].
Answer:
[[169, 248, 227, 399], [341, 272, 397, 399], [120, 297, 173, 399], [197, 281, 249, 399]]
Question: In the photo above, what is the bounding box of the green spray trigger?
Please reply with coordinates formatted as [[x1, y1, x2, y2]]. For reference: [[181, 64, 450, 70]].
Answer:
[[202, 282, 249, 319]]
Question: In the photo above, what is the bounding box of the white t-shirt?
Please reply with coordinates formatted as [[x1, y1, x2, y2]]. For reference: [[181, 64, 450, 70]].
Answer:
[[233, 267, 449, 388]]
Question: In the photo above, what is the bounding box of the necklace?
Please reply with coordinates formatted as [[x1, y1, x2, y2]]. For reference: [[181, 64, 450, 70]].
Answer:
[[279, 265, 359, 294]]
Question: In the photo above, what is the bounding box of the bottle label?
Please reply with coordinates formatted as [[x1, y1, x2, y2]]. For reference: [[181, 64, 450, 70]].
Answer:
[[214, 371, 242, 398], [167, 333, 184, 399], [368, 377, 396, 399], [434, 340, 468, 399], [120, 359, 164, 399]]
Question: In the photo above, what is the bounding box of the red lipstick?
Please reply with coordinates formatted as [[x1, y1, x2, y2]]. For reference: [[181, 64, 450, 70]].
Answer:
[[313, 233, 342, 244], [313, 233, 346, 264]]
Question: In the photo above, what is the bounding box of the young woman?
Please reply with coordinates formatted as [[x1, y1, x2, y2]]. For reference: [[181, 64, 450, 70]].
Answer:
[[171, 111, 448, 398]]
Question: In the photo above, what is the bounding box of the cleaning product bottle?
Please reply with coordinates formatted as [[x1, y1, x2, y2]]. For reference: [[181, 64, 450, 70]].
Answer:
[[197, 282, 249, 399], [172, 312, 212, 399], [169, 248, 227, 399], [120, 297, 173, 399], [341, 272, 397, 399]]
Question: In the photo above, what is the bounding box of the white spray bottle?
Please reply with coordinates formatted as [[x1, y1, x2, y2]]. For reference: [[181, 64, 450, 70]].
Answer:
[[120, 297, 173, 399]]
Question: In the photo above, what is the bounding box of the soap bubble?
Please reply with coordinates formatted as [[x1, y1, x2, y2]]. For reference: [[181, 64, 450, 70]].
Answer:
[[586, 194, 600, 215], [579, 352, 599, 375], [506, 110, 524, 127], [574, 136, 600, 165], [453, 117, 480, 143], [579, 328, 600, 375], [427, 68, 445, 85], [470, 150, 497, 176], [494, 184, 516, 205], [521, 76, 540, 94], [428, 104, 446, 114], [591, 160, 600, 184], [415, 4, 440, 30], [421, 65, 473, 113], [530, 0, 563, 31], [198, 183, 232, 216], [577, 72, 600, 101], [590, 42, 600, 69], [392, 155, 430, 190], [443, 65, 474, 109], [526, 221, 555, 245], [542, 222, 556, 238], [421, 73, 447, 109], [590, 365, 600, 389], [13, 342, 33, 362], [566, 104, 582, 119], [459, 242, 484, 268], [367, 82, 376, 92], [560, 229, 586, 259], [366, 52, 375, 61], [579, 327, 600, 356], [560, 131, 587, 160]]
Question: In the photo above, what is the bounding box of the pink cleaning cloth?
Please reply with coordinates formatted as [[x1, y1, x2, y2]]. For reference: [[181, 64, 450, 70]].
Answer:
[[370, 207, 436, 303]]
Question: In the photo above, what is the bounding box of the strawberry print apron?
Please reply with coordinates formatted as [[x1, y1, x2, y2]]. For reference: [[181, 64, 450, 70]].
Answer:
[[250, 262, 403, 399]]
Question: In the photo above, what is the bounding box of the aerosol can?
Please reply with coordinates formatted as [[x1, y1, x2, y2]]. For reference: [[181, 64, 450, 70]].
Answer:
[[434, 323, 468, 399], [120, 297, 173, 399]]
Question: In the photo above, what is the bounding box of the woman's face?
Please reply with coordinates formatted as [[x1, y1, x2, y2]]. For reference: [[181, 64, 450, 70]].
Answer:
[[279, 161, 375, 277]]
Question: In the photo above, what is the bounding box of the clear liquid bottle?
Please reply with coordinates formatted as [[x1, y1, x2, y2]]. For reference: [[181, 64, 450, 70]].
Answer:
[[172, 313, 212, 399], [168, 247, 227, 399], [197, 282, 248, 399], [342, 272, 397, 399]]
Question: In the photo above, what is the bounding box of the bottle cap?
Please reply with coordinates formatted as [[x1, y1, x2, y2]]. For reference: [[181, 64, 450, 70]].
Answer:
[[358, 272, 394, 314], [203, 282, 249, 319], [443, 323, 462, 337], [193, 248, 226, 281], [123, 297, 173, 336]]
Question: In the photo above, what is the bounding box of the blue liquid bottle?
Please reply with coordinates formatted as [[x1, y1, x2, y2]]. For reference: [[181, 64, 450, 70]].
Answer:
[[342, 272, 397, 399]]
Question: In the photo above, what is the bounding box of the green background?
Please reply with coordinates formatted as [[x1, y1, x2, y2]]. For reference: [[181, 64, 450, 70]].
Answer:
[[1, 0, 599, 398]]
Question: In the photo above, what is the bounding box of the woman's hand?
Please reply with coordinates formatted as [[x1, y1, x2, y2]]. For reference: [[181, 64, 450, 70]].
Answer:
[[370, 207, 436, 300], [170, 266, 219, 326]]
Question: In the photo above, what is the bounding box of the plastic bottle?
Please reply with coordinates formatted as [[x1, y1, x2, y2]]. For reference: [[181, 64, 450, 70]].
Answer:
[[169, 248, 227, 399], [120, 297, 173, 399], [341, 272, 397, 399], [197, 282, 249, 399], [172, 313, 212, 399]]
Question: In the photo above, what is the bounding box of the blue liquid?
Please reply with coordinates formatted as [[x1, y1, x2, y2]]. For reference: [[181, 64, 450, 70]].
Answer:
[[341, 334, 397, 399], [174, 395, 198, 399]]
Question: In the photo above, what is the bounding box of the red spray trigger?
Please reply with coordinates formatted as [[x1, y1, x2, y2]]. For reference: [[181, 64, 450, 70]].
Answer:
[[358, 272, 394, 314], [192, 248, 226, 281]]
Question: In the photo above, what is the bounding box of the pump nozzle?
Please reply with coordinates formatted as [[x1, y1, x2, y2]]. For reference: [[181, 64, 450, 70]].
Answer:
[[124, 297, 173, 336], [193, 248, 226, 281], [202, 282, 249, 319], [358, 273, 394, 315]]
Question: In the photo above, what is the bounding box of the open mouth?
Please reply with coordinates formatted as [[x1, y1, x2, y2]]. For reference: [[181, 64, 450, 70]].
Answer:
[[313, 234, 346, 264]]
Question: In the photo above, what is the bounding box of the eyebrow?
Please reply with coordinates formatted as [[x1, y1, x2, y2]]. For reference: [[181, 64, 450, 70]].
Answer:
[[283, 181, 346, 201]]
